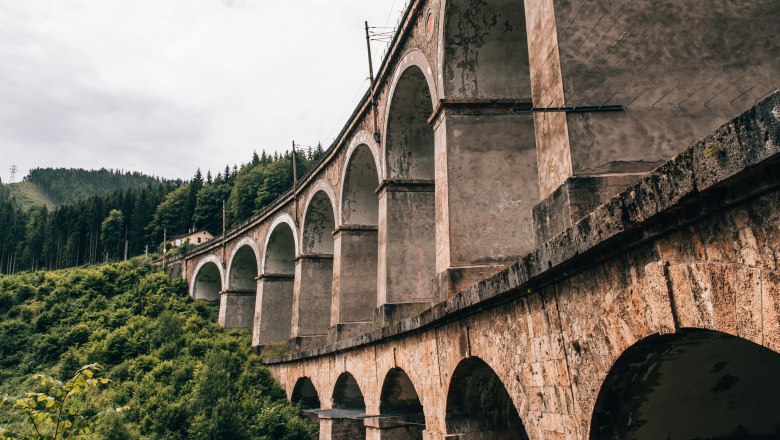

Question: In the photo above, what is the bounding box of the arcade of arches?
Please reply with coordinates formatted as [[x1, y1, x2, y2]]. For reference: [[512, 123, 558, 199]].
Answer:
[[176, 0, 780, 437]]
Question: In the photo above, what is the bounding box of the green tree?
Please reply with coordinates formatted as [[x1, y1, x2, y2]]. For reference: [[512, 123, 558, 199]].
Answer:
[[147, 185, 191, 240], [228, 166, 265, 225], [193, 183, 231, 234], [256, 157, 293, 208], [0, 364, 124, 440], [100, 210, 124, 261]]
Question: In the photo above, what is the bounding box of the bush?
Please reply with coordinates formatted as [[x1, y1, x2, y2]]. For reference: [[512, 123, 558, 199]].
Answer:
[[0, 259, 316, 439]]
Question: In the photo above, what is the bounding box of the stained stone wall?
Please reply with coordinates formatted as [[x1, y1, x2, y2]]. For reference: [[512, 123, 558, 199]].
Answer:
[[264, 92, 780, 439]]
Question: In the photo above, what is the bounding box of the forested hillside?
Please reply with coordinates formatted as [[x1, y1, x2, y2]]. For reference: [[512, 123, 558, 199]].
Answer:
[[0, 146, 325, 274], [0, 259, 316, 439], [0, 168, 168, 210], [0, 183, 177, 273]]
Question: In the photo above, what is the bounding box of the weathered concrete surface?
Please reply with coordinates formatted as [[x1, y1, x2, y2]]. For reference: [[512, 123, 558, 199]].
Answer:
[[253, 275, 294, 347], [218, 291, 255, 329], [291, 255, 332, 341], [263, 91, 780, 439], [378, 181, 436, 309], [527, 0, 780, 198], [532, 172, 646, 244]]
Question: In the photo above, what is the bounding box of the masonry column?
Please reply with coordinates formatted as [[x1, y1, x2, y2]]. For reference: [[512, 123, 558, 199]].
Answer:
[[525, 0, 780, 243], [376, 180, 435, 325], [252, 273, 294, 348], [432, 105, 539, 297], [289, 254, 332, 351], [330, 225, 377, 342], [218, 289, 256, 329]]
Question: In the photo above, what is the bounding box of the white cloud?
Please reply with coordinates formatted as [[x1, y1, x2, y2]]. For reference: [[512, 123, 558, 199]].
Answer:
[[0, 0, 403, 180]]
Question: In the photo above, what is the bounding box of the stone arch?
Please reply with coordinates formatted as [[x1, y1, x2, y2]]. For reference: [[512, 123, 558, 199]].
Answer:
[[190, 255, 223, 302], [220, 238, 260, 329], [226, 237, 260, 290], [292, 184, 337, 346], [331, 371, 367, 438], [377, 57, 438, 311], [340, 136, 381, 227], [331, 134, 382, 335], [262, 214, 299, 272], [291, 376, 321, 422], [589, 329, 780, 439], [445, 356, 529, 439], [383, 61, 436, 180], [254, 217, 297, 347], [301, 186, 337, 254], [439, 0, 532, 99], [379, 367, 425, 438]]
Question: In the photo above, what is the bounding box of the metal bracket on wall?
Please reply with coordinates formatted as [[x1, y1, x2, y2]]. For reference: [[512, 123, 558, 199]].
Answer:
[[511, 104, 625, 115]]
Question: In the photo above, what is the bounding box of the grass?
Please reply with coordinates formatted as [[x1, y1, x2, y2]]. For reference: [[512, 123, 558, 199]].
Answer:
[[6, 182, 57, 210]]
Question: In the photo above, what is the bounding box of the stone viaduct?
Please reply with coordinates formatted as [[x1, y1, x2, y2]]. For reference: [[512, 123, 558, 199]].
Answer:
[[166, 0, 780, 438]]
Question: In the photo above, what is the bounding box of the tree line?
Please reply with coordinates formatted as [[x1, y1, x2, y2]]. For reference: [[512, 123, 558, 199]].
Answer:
[[0, 146, 325, 274]]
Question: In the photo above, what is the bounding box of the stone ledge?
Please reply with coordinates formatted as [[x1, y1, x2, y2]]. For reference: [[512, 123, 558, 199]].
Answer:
[[262, 89, 780, 365]]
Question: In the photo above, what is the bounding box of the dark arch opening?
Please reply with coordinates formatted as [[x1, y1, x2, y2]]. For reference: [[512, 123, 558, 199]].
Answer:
[[264, 222, 295, 274], [332, 372, 366, 439], [255, 222, 296, 346], [386, 65, 434, 180], [379, 368, 425, 439], [291, 377, 321, 422], [443, 0, 532, 99], [302, 191, 336, 254], [590, 329, 780, 440], [192, 261, 221, 302], [228, 245, 258, 291], [446, 357, 529, 439], [342, 145, 379, 226]]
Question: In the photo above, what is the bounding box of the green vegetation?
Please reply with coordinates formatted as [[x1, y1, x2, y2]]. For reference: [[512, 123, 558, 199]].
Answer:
[[3, 183, 57, 211], [0, 259, 316, 439], [1, 364, 123, 439], [25, 168, 165, 208]]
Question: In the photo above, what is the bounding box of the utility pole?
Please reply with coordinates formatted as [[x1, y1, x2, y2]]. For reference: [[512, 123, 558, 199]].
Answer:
[[221, 198, 227, 268], [162, 225, 167, 270], [364, 21, 380, 143], [292, 141, 299, 225]]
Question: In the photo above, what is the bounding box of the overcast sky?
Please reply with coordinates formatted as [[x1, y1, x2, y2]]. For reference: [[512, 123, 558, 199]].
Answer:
[[0, 0, 404, 181]]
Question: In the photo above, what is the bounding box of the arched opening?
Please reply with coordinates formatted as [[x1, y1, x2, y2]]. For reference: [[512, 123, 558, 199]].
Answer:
[[386, 66, 434, 180], [443, 0, 531, 99], [590, 329, 780, 439], [220, 245, 258, 329], [446, 357, 528, 439], [332, 144, 380, 339], [255, 221, 296, 346], [303, 190, 336, 254], [292, 377, 321, 422], [192, 261, 221, 302], [291, 190, 336, 348], [342, 144, 379, 226], [331, 372, 367, 439], [379, 368, 425, 439], [228, 245, 258, 291], [379, 66, 436, 316], [265, 222, 296, 274]]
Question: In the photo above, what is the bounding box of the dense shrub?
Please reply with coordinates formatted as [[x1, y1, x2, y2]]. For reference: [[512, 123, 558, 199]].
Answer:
[[0, 259, 316, 439]]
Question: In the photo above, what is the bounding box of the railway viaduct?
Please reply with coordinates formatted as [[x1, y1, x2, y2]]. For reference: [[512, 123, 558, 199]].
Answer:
[[166, 0, 780, 438]]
